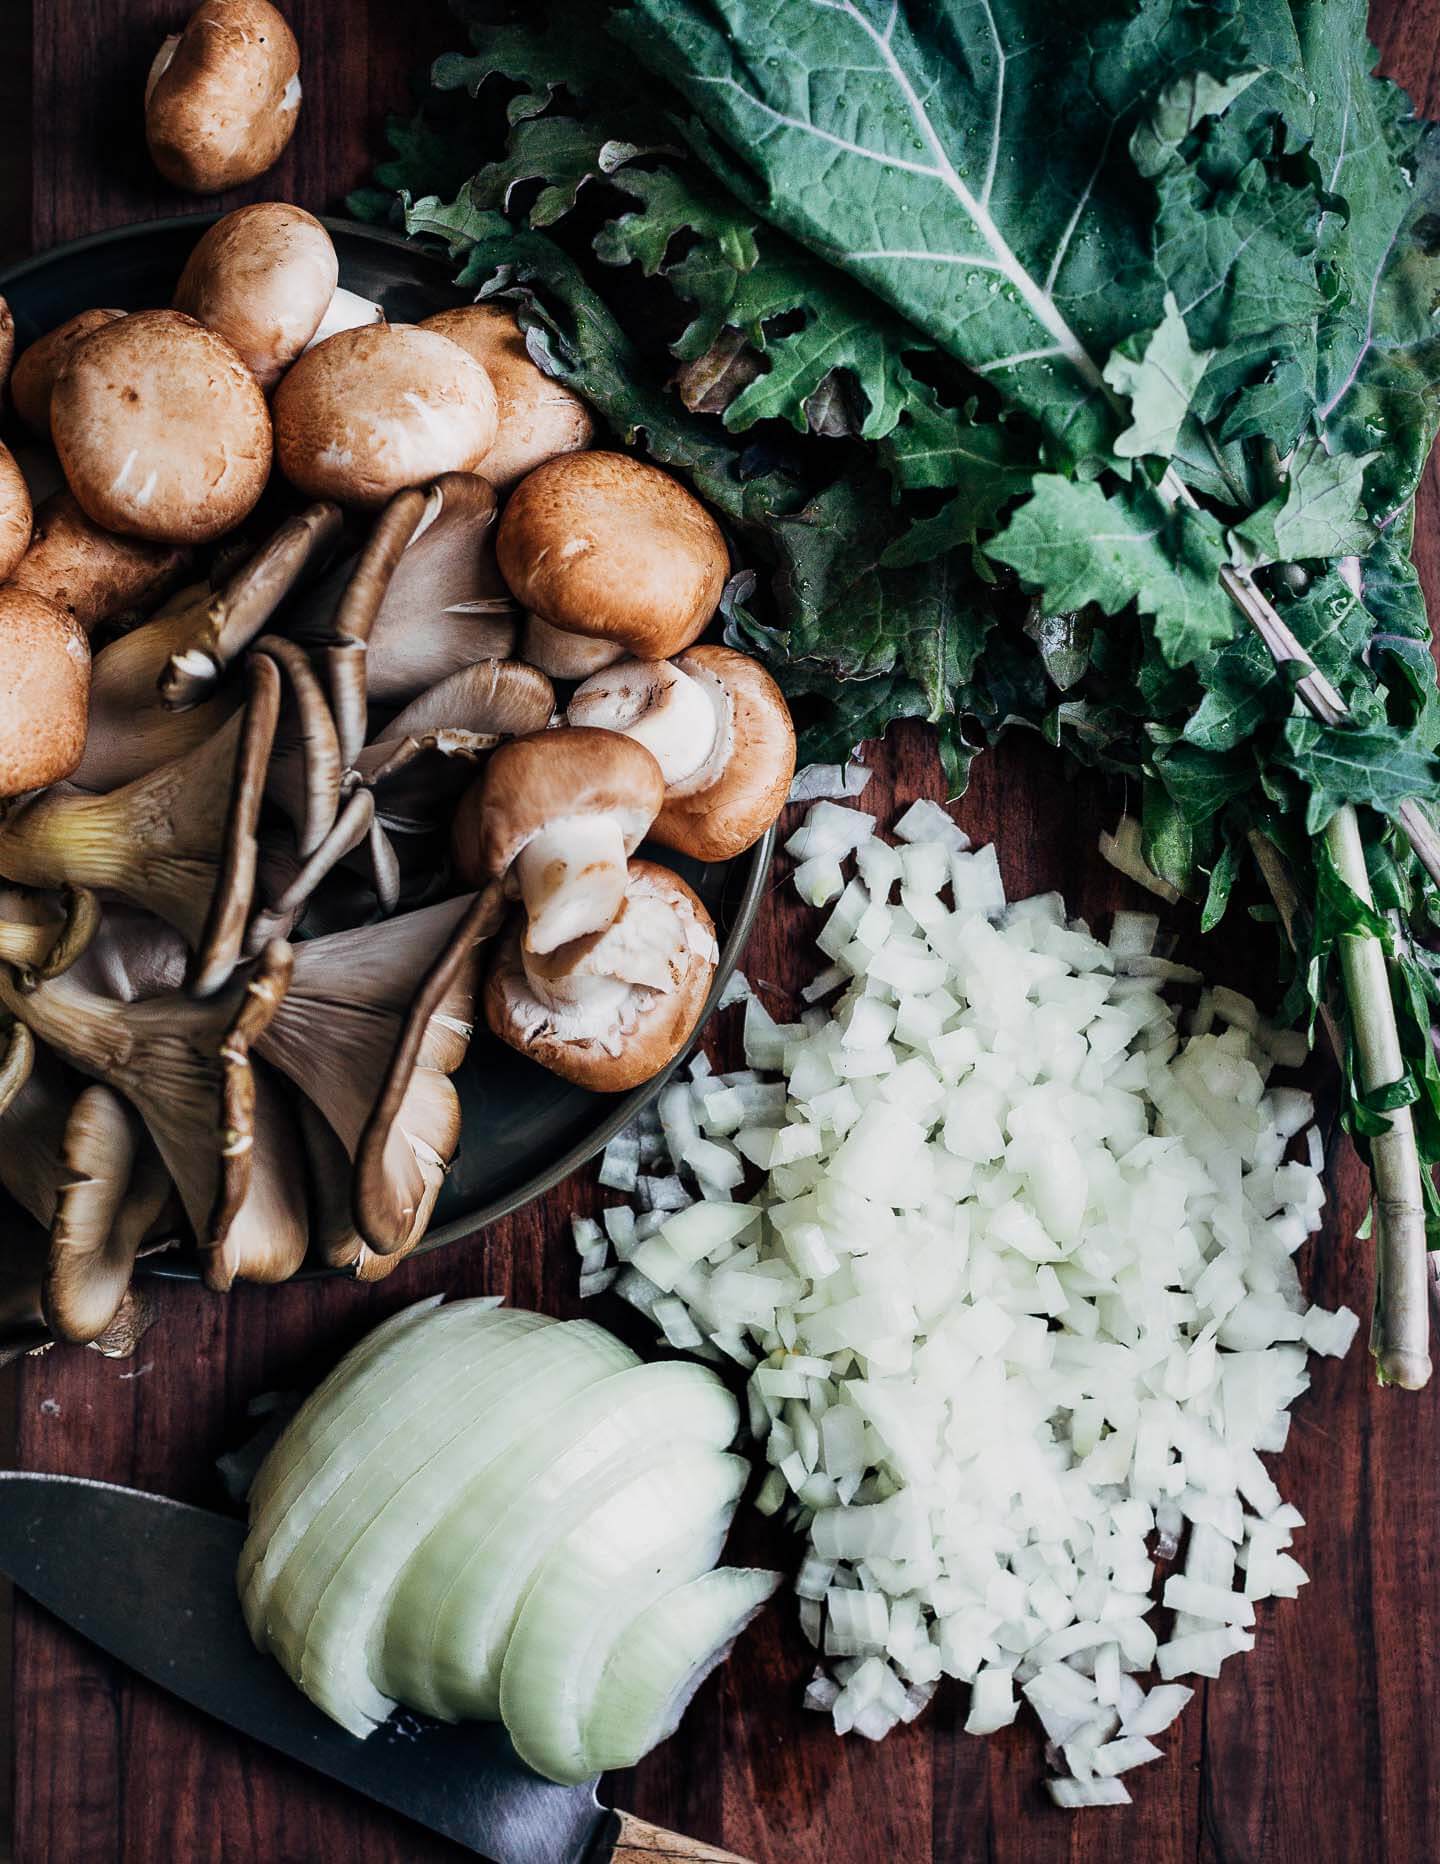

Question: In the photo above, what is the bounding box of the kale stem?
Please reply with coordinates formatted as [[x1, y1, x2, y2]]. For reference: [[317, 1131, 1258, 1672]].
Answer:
[[1324, 806, 1432, 1390]]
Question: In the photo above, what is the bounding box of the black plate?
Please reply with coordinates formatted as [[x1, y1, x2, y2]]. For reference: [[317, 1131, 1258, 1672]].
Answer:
[[0, 215, 772, 1268]]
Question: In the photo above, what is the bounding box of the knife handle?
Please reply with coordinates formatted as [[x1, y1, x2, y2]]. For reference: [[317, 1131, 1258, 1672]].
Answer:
[[608, 1810, 753, 1863]]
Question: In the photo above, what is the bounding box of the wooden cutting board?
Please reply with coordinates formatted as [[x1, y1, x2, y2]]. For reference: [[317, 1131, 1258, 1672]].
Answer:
[[3, 3, 1439, 1860]]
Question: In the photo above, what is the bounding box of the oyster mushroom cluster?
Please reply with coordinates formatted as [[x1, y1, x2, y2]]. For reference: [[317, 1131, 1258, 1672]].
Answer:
[[0, 203, 795, 1362]]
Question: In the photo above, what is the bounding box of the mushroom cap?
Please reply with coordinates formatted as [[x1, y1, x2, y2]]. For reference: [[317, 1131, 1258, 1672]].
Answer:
[[173, 202, 338, 389], [0, 295, 14, 401], [51, 310, 272, 544], [484, 859, 718, 1091], [145, 0, 302, 194], [419, 305, 593, 491], [0, 587, 91, 797], [0, 439, 32, 581], [10, 490, 191, 634], [651, 645, 796, 862], [8, 308, 126, 436], [451, 727, 665, 889], [273, 324, 499, 509], [496, 451, 728, 659], [520, 611, 624, 681]]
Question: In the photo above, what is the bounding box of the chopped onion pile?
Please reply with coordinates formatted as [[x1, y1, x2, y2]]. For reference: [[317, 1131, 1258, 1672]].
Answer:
[[579, 796, 1358, 1801], [239, 1296, 779, 1784]]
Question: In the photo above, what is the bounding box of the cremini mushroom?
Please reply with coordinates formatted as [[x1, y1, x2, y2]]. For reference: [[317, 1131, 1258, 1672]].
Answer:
[[499, 452, 728, 672], [0, 653, 280, 993], [420, 304, 593, 490], [145, 0, 301, 193], [294, 473, 515, 765], [0, 438, 33, 580], [0, 935, 293, 1285], [569, 644, 796, 861], [258, 888, 502, 1255], [451, 727, 665, 955], [0, 587, 90, 799], [9, 490, 191, 636], [273, 324, 498, 510], [51, 309, 272, 543], [173, 204, 381, 390], [8, 309, 126, 436], [485, 859, 718, 1091]]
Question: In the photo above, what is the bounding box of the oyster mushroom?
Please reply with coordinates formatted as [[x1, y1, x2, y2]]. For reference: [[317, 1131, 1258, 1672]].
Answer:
[[569, 644, 796, 861], [0, 1018, 33, 1114], [145, 0, 301, 193], [0, 653, 280, 993], [246, 787, 376, 951], [254, 634, 342, 859], [258, 888, 501, 1255], [0, 885, 100, 985], [1, 1203, 157, 1368], [174, 204, 381, 391], [9, 491, 191, 636], [8, 309, 126, 436], [1, 437, 33, 579], [297, 1095, 398, 1281], [500, 452, 728, 676], [420, 304, 593, 490], [0, 587, 91, 799], [273, 324, 498, 510], [51, 310, 272, 543], [202, 1063, 309, 1291], [450, 727, 665, 955], [0, 936, 293, 1281], [295, 472, 515, 765], [485, 859, 718, 1091], [519, 612, 629, 681]]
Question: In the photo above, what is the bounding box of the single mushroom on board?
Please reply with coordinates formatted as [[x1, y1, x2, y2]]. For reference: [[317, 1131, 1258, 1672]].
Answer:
[[0, 653, 280, 993], [0, 936, 294, 1287], [293, 473, 515, 766], [272, 325, 498, 510], [10, 491, 191, 638], [451, 728, 666, 956], [0, 436, 33, 580], [485, 859, 719, 1092], [51, 310, 272, 544], [419, 305, 594, 491], [499, 452, 728, 677], [257, 888, 502, 1257], [173, 204, 382, 391], [8, 308, 126, 437], [0, 587, 91, 800], [145, 0, 301, 194], [0, 1050, 174, 1344], [569, 644, 796, 862]]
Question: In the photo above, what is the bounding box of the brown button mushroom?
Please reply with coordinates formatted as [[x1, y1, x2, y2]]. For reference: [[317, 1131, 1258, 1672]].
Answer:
[[484, 858, 719, 1091], [8, 308, 126, 437], [145, 0, 301, 194], [0, 587, 90, 798], [273, 324, 499, 510], [451, 727, 665, 955], [420, 305, 593, 491], [569, 644, 796, 862], [0, 439, 32, 581], [498, 451, 728, 668], [10, 491, 191, 635], [50, 309, 272, 544], [173, 203, 355, 391]]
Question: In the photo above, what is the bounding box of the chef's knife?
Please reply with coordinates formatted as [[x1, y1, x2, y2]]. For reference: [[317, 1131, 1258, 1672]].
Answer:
[[0, 1471, 748, 1864]]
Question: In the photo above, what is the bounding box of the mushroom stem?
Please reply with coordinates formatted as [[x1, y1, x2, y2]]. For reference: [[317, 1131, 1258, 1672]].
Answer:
[[568, 659, 723, 788], [516, 814, 630, 955]]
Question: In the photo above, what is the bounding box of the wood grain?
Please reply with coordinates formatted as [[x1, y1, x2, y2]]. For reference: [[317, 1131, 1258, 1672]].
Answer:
[[3, 2, 1440, 1861]]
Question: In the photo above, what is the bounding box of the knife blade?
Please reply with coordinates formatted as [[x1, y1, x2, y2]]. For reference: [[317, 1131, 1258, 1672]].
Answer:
[[0, 1471, 747, 1864]]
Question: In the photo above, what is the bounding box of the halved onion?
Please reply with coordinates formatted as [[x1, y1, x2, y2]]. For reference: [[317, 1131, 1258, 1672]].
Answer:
[[581, 1566, 780, 1774], [382, 1358, 742, 1720], [499, 1450, 748, 1785]]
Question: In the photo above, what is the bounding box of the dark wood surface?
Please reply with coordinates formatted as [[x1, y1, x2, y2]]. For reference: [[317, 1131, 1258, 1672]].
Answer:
[[3, 2, 1440, 1860]]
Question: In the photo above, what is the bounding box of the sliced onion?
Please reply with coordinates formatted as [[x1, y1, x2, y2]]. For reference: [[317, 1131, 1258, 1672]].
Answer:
[[580, 1566, 779, 1773], [381, 1359, 741, 1720], [499, 1451, 748, 1784], [241, 1302, 541, 1640], [286, 1321, 638, 1735]]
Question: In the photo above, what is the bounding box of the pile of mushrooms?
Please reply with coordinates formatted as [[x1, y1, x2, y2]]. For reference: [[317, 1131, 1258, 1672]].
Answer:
[[0, 203, 795, 1363]]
